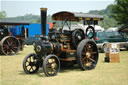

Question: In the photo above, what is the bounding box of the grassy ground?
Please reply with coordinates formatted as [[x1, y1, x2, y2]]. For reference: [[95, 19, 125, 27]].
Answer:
[[0, 46, 128, 85]]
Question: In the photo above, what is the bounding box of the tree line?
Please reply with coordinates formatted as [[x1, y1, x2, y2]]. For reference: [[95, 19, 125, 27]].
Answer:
[[0, 11, 6, 18]]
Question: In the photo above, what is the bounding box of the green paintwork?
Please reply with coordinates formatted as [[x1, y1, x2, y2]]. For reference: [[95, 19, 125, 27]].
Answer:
[[95, 31, 127, 44]]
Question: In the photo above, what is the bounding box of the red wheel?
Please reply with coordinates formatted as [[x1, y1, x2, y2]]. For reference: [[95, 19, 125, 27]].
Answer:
[[0, 36, 20, 55]]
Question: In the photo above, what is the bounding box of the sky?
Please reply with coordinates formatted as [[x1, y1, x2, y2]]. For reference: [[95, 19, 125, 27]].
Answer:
[[0, 0, 115, 17]]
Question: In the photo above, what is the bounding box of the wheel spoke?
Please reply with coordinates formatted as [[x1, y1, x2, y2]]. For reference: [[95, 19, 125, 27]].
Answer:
[[29, 67, 32, 71], [8, 37, 13, 44], [90, 52, 97, 55], [4, 51, 8, 54], [11, 47, 16, 52], [31, 67, 34, 71], [30, 56, 32, 62], [11, 48, 17, 52], [6, 40, 10, 45], [32, 66, 36, 70], [3, 45, 8, 49], [82, 56, 86, 61], [82, 53, 86, 55], [10, 49, 15, 54], [11, 43, 17, 47], [3, 47, 8, 51], [49, 68, 53, 74], [31, 57, 34, 62], [51, 69, 55, 74], [26, 62, 29, 67], [27, 58, 30, 62], [46, 67, 52, 74], [89, 58, 96, 63]]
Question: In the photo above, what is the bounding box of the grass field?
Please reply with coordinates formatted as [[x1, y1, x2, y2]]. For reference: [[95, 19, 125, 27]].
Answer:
[[0, 46, 128, 85]]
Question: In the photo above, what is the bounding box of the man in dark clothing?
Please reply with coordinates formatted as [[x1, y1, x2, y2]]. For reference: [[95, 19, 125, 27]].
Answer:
[[21, 26, 25, 37], [0, 25, 9, 36]]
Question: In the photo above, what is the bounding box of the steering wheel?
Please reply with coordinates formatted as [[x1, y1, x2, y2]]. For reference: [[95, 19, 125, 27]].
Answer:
[[72, 29, 85, 47], [85, 26, 96, 39]]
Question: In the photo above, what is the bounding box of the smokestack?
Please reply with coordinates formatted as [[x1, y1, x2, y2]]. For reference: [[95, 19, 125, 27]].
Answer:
[[40, 8, 47, 36]]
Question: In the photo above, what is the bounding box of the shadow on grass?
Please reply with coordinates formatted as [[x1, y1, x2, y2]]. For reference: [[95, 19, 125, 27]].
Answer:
[[18, 65, 81, 77], [0, 52, 22, 56], [0, 54, 5, 56], [59, 65, 81, 73], [18, 70, 46, 77]]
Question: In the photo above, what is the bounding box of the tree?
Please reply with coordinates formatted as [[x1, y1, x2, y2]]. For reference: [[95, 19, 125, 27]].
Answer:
[[0, 11, 6, 18], [111, 0, 128, 27], [88, 4, 118, 29], [99, 15, 117, 29]]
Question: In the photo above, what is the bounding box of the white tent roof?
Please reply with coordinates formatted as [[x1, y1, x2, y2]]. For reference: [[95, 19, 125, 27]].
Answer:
[[107, 27, 118, 31]]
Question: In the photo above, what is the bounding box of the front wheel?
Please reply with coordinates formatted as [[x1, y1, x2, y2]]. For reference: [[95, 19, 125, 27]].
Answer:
[[23, 53, 40, 74], [43, 55, 60, 77], [77, 39, 99, 70]]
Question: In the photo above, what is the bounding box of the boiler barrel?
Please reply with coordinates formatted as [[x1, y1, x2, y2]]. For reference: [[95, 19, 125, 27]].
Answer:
[[34, 41, 53, 55]]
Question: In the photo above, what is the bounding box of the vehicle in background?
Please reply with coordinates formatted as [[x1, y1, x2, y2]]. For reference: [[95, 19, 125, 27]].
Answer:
[[95, 31, 128, 52], [118, 26, 128, 41], [24, 36, 41, 45]]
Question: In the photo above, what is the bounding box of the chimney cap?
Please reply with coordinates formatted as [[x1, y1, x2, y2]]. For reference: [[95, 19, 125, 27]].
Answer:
[[40, 8, 47, 11]]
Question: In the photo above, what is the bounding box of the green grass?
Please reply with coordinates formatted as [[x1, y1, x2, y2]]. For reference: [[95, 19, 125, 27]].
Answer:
[[0, 46, 128, 85]]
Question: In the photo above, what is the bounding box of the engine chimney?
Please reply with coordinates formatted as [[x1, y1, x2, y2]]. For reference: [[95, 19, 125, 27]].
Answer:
[[40, 8, 47, 36]]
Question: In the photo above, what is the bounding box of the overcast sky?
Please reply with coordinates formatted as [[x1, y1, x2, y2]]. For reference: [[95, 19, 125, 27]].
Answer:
[[0, 0, 115, 17]]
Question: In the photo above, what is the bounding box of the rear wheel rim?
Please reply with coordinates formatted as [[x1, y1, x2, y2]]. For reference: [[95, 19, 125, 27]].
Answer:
[[43, 55, 60, 76], [1, 36, 20, 55], [81, 42, 98, 69]]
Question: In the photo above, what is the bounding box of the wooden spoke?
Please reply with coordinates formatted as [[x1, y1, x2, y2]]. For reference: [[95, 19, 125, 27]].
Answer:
[[90, 52, 97, 54], [89, 58, 96, 63], [31, 67, 34, 71], [82, 52, 86, 55], [82, 56, 86, 61], [6, 40, 10, 45], [29, 67, 32, 72]]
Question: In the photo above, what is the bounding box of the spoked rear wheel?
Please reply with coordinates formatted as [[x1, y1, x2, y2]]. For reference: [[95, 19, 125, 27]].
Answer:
[[0, 36, 20, 55], [23, 53, 40, 74], [43, 55, 60, 77], [77, 39, 98, 70]]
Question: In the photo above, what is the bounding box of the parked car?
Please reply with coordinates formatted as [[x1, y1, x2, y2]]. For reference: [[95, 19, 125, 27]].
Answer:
[[95, 31, 128, 52], [24, 36, 41, 45]]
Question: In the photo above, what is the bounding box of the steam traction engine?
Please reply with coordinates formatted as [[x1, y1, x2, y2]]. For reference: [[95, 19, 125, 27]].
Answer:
[[0, 21, 29, 55], [23, 8, 103, 76]]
